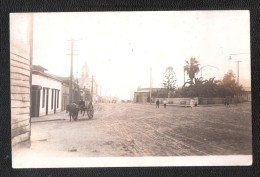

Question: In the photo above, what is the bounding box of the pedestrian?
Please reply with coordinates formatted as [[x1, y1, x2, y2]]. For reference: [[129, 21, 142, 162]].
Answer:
[[163, 100, 167, 108], [224, 96, 230, 107], [190, 98, 195, 109], [156, 100, 159, 108], [79, 99, 85, 114]]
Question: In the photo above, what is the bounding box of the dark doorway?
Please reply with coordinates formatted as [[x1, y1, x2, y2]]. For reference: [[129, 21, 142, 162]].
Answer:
[[54, 89, 57, 114], [31, 85, 42, 117], [46, 88, 49, 115]]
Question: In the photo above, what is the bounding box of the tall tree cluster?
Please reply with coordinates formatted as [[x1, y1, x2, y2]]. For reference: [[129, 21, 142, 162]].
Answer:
[[184, 57, 200, 85], [155, 58, 244, 98]]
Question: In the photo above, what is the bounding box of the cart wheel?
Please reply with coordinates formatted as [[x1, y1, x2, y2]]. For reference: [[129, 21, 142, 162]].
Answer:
[[87, 105, 94, 119]]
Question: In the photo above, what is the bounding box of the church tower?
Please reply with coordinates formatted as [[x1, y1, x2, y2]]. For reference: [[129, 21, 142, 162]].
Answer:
[[81, 62, 89, 79]]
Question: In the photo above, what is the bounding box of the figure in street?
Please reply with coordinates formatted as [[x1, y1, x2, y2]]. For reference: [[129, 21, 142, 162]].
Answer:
[[190, 98, 195, 109], [163, 100, 167, 108], [79, 99, 86, 114], [156, 100, 160, 108]]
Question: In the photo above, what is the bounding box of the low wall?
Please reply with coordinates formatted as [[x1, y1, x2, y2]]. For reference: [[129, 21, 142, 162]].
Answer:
[[155, 98, 198, 105], [154, 97, 247, 105], [198, 97, 224, 104]]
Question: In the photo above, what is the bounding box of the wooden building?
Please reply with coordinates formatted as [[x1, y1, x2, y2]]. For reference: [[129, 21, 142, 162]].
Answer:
[[10, 14, 32, 147]]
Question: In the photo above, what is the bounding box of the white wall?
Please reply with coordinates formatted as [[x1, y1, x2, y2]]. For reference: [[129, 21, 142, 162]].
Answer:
[[32, 74, 62, 116]]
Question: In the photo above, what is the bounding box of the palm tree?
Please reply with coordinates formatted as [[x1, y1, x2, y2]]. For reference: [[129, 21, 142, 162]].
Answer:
[[184, 57, 200, 84]]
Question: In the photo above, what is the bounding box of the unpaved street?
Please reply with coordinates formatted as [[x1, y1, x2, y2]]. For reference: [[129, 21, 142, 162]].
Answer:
[[28, 103, 252, 157]]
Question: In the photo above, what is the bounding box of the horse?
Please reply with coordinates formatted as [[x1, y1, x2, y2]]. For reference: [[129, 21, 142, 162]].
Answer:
[[66, 103, 79, 121]]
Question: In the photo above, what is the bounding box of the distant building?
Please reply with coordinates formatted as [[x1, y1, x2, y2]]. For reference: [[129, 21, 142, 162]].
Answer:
[[100, 96, 119, 103], [134, 88, 162, 103], [134, 89, 150, 103], [78, 62, 99, 102]]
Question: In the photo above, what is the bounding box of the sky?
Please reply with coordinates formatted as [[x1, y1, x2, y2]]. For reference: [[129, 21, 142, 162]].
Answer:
[[28, 11, 250, 99]]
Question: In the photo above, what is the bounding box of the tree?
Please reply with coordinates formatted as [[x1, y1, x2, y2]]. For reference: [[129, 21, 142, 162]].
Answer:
[[202, 77, 219, 97], [220, 70, 244, 97], [184, 57, 200, 84], [162, 66, 177, 97], [221, 70, 237, 97]]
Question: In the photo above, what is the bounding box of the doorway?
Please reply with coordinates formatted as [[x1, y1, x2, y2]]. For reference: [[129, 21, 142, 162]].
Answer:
[[31, 85, 42, 117], [46, 88, 49, 115]]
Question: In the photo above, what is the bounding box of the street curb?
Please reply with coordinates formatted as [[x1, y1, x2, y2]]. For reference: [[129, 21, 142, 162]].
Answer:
[[31, 118, 66, 123]]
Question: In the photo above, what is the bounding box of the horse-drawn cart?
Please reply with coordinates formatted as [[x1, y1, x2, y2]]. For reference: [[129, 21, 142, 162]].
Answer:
[[66, 101, 94, 121]]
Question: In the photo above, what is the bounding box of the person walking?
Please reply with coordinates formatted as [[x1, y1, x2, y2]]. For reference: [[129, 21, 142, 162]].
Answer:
[[190, 98, 195, 109], [156, 100, 160, 108], [163, 100, 167, 108]]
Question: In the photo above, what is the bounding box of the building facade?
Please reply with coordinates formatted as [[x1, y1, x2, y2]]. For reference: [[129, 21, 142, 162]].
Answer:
[[31, 65, 62, 117], [134, 90, 150, 103]]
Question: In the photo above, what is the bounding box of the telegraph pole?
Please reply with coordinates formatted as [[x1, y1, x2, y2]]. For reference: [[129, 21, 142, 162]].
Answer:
[[236, 60, 242, 102], [69, 39, 74, 104], [150, 67, 152, 104], [183, 67, 185, 86], [229, 53, 248, 103], [91, 75, 94, 102]]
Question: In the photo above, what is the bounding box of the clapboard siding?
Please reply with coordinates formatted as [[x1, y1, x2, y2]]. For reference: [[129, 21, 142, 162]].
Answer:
[[11, 73, 30, 81], [10, 65, 30, 76], [11, 93, 30, 102], [12, 100, 30, 108], [10, 53, 30, 66], [10, 14, 32, 147], [11, 53, 31, 146], [11, 79, 30, 88], [11, 85, 30, 94], [12, 118, 30, 129], [11, 107, 30, 115], [12, 114, 30, 123], [12, 132, 30, 146], [10, 60, 30, 72], [11, 124, 30, 139]]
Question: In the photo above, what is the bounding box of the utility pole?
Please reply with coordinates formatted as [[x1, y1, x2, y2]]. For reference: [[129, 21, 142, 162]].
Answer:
[[150, 67, 152, 104], [183, 67, 185, 86], [229, 53, 248, 103], [236, 60, 242, 102], [69, 39, 74, 105], [91, 75, 93, 102], [99, 85, 102, 102]]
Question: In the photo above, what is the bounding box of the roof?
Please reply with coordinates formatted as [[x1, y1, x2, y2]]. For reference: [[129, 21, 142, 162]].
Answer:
[[32, 65, 48, 72], [32, 70, 63, 82], [134, 90, 150, 93]]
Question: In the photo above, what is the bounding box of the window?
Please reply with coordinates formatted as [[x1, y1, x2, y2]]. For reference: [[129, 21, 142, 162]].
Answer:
[[51, 89, 54, 109], [57, 90, 59, 108], [42, 88, 45, 108]]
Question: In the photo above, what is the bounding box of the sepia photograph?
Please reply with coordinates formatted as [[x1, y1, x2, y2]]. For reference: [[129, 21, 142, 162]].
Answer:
[[10, 11, 252, 168]]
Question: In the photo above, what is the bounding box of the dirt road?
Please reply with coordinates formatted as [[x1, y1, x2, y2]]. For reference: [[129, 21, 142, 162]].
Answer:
[[28, 103, 251, 157]]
